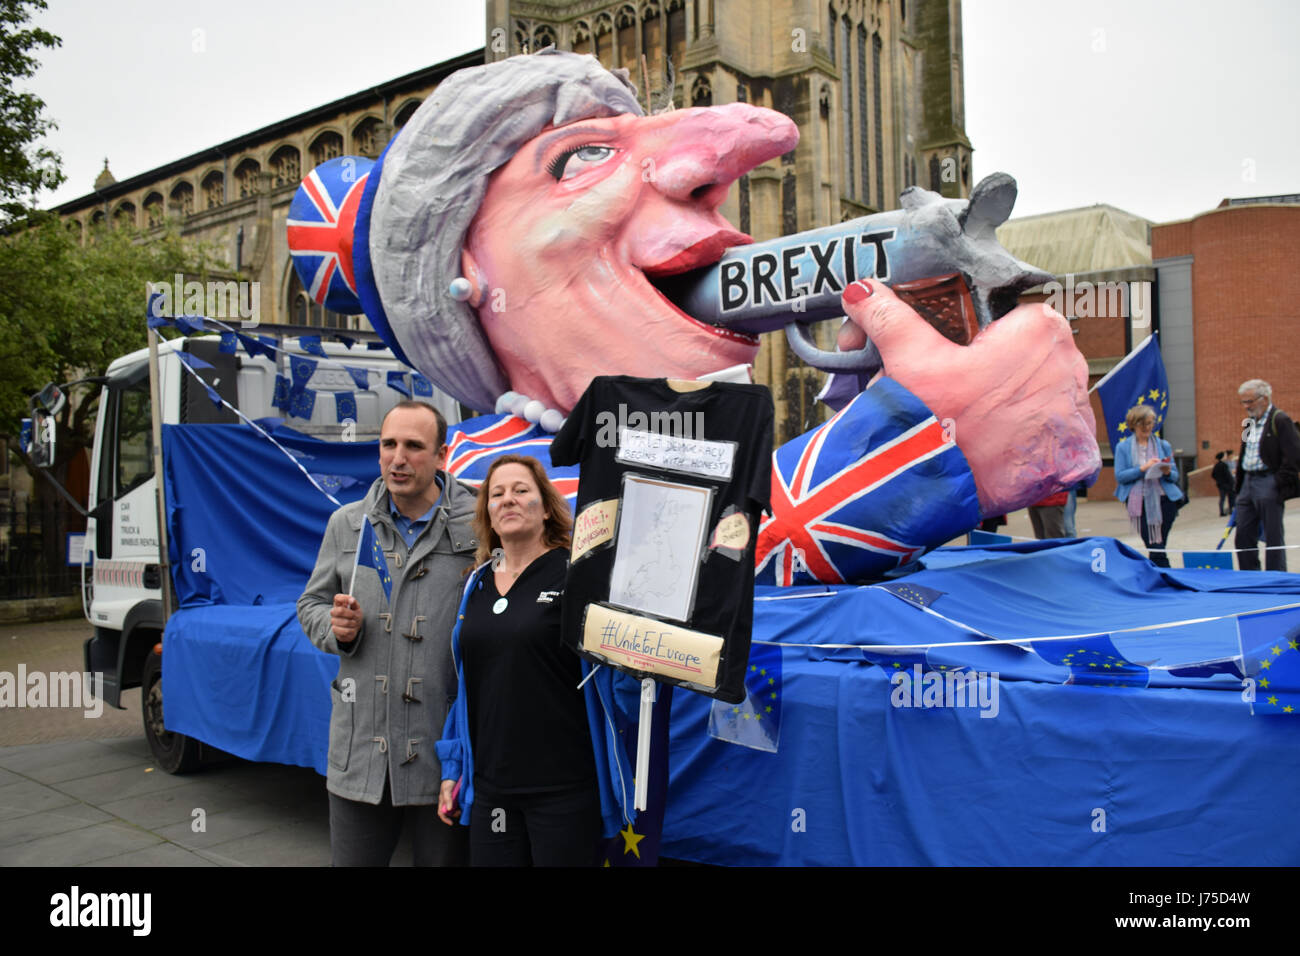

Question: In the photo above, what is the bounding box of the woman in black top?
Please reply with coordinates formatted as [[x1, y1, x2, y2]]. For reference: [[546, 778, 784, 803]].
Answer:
[[437, 454, 599, 866]]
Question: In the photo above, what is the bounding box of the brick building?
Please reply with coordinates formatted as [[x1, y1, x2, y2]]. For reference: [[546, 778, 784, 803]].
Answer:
[[1153, 197, 1300, 494], [997, 196, 1300, 500]]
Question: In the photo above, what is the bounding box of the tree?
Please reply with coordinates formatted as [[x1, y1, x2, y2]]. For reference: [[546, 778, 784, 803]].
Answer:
[[0, 0, 63, 223], [0, 217, 218, 468], [0, 216, 217, 596]]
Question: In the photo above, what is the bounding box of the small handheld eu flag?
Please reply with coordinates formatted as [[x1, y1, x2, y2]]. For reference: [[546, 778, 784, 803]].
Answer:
[[348, 516, 392, 602]]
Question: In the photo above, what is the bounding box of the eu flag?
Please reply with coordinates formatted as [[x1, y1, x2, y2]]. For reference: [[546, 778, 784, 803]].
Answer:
[[353, 516, 392, 602], [708, 641, 782, 752], [1238, 607, 1300, 715], [344, 365, 370, 390], [387, 371, 410, 397], [290, 355, 317, 391], [289, 387, 316, 420], [336, 391, 357, 423], [272, 374, 290, 411], [298, 334, 327, 358], [1094, 335, 1170, 452], [1031, 634, 1149, 688]]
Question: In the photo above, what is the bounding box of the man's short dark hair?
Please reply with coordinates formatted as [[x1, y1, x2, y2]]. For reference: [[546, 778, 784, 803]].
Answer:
[[382, 400, 447, 448], [1216, 451, 1225, 461]]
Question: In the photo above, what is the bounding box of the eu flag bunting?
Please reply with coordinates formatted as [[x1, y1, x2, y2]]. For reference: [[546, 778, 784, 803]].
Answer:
[[1094, 335, 1170, 452], [174, 314, 204, 335], [290, 355, 317, 391], [336, 391, 358, 423], [354, 517, 392, 602], [1032, 634, 1149, 688], [877, 580, 946, 610], [175, 352, 215, 372], [708, 641, 782, 752], [272, 375, 291, 411], [344, 365, 370, 390], [289, 387, 316, 420], [219, 332, 238, 354], [387, 371, 410, 397], [412, 373, 433, 397], [1182, 551, 1234, 570], [1237, 607, 1300, 715], [237, 332, 275, 359], [298, 335, 327, 358]]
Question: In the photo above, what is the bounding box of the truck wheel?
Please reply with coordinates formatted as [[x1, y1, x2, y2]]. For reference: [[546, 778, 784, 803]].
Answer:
[[141, 649, 203, 774]]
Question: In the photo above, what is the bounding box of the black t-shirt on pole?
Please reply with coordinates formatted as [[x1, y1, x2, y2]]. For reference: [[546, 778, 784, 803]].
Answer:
[[460, 547, 596, 794], [551, 375, 774, 704]]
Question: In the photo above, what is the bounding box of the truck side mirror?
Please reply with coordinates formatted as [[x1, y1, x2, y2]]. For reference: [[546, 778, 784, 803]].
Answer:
[[33, 382, 66, 418], [28, 382, 65, 469], [29, 410, 56, 468]]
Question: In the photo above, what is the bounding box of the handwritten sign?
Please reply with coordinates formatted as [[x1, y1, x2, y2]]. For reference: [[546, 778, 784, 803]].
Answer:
[[572, 498, 618, 562], [616, 428, 735, 480], [710, 511, 750, 551], [582, 603, 722, 690]]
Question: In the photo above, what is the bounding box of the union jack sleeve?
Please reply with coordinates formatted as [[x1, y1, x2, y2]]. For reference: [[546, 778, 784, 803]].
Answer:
[[755, 377, 980, 586]]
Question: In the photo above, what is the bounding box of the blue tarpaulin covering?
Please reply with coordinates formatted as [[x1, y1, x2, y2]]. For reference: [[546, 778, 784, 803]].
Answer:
[[666, 539, 1300, 865], [162, 604, 335, 776], [159, 424, 1300, 865]]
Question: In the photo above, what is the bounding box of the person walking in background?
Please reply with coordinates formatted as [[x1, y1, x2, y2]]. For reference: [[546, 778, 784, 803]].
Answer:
[[1234, 379, 1300, 571], [1212, 451, 1235, 517], [1027, 491, 1069, 539], [1113, 404, 1183, 568]]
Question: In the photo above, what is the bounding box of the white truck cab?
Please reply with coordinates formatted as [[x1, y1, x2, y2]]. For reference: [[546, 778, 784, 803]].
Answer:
[[59, 327, 460, 771]]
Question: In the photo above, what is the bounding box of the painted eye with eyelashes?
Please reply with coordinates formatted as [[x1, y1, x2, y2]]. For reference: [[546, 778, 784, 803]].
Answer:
[[546, 144, 618, 181]]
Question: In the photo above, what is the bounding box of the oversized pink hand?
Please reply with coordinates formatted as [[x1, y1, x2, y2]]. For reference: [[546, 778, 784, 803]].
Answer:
[[838, 279, 1100, 518]]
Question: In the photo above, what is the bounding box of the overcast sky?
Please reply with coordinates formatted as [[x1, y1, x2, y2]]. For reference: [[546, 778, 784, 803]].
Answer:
[[25, 0, 1300, 224]]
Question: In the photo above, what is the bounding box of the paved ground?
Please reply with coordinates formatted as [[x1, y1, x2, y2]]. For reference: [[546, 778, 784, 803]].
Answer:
[[1, 493, 1294, 867], [0, 625, 413, 866], [959, 492, 1300, 566]]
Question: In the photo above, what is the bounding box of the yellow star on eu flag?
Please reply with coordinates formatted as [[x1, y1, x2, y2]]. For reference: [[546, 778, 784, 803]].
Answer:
[[619, 823, 646, 859]]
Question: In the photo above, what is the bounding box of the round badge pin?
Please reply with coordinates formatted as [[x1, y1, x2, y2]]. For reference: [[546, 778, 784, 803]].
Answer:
[[492, 598, 508, 615]]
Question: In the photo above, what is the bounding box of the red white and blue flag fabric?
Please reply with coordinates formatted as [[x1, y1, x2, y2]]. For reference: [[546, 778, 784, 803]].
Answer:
[[755, 378, 980, 586], [444, 413, 579, 504], [287, 156, 374, 315], [448, 381, 977, 588]]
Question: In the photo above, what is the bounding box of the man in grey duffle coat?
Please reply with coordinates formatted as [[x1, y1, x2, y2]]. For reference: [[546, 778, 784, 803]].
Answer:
[[298, 400, 476, 866]]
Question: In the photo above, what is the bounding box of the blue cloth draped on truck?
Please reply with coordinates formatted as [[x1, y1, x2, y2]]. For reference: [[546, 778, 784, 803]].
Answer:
[[160, 423, 1300, 864]]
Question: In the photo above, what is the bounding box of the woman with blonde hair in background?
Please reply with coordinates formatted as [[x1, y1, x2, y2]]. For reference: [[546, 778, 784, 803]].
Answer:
[[1113, 404, 1183, 567]]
